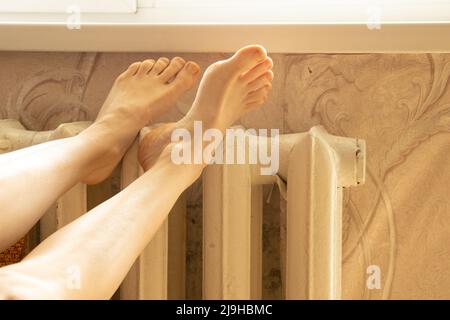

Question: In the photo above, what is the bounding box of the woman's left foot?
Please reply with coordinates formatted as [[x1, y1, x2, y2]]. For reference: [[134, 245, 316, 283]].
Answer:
[[81, 57, 201, 184]]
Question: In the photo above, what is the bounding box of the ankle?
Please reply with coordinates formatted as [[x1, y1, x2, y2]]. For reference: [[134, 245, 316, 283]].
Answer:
[[157, 142, 205, 179], [74, 127, 126, 184], [92, 114, 139, 145], [79, 122, 132, 165]]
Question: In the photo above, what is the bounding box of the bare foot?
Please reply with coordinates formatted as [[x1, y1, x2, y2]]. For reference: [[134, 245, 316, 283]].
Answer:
[[139, 45, 273, 171], [81, 57, 201, 184]]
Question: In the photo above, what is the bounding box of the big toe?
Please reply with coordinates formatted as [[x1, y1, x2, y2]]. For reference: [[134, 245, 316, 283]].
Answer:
[[226, 45, 267, 71], [170, 61, 201, 91]]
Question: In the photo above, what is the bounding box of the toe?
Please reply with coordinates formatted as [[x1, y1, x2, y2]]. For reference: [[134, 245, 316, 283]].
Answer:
[[240, 57, 273, 83], [227, 44, 267, 71], [247, 70, 274, 92], [245, 86, 271, 111], [245, 100, 266, 111], [170, 61, 201, 91], [137, 59, 156, 75], [149, 57, 170, 76], [118, 62, 141, 79], [245, 85, 271, 105], [159, 57, 186, 82]]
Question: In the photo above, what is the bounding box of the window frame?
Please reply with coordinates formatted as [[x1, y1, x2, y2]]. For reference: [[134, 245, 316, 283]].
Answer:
[[0, 0, 137, 13]]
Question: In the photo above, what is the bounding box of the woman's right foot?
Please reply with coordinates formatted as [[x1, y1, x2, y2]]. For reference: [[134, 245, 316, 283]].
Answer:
[[139, 45, 274, 171]]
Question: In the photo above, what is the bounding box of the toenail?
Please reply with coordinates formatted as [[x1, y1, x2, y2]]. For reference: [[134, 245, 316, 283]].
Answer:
[[157, 58, 169, 65], [186, 62, 199, 74], [173, 57, 185, 65], [130, 62, 141, 69]]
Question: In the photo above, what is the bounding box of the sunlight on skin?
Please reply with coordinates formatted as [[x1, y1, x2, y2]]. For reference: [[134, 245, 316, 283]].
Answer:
[[0, 45, 273, 299]]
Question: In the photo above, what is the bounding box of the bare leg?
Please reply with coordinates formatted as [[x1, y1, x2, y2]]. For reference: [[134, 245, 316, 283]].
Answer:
[[0, 147, 201, 299], [0, 57, 200, 251], [0, 45, 273, 299]]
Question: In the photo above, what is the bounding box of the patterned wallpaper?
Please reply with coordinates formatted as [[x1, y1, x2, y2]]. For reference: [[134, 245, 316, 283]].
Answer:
[[0, 52, 449, 299]]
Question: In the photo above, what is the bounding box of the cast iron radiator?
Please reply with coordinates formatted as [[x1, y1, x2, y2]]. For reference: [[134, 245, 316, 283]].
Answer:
[[0, 119, 365, 300]]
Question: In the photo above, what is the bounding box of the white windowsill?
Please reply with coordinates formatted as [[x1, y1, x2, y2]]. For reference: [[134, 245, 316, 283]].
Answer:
[[0, 1, 449, 53]]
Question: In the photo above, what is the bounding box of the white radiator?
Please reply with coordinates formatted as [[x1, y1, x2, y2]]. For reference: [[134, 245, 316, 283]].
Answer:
[[202, 126, 365, 300], [0, 119, 365, 300]]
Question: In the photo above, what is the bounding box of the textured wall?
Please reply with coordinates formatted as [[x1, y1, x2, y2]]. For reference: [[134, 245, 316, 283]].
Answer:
[[0, 52, 449, 299]]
